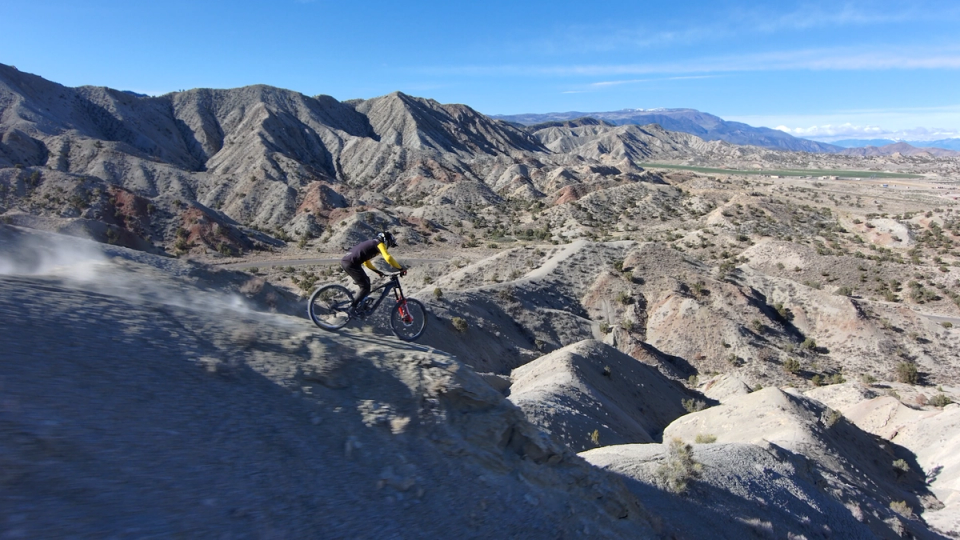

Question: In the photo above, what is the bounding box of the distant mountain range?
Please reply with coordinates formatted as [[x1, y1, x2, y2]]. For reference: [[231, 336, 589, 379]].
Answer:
[[0, 63, 765, 252], [831, 138, 960, 151], [836, 142, 960, 158], [495, 109, 960, 155], [493, 108, 842, 154]]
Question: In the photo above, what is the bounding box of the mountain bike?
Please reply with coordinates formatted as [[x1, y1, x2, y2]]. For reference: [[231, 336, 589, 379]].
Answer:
[[307, 272, 427, 341]]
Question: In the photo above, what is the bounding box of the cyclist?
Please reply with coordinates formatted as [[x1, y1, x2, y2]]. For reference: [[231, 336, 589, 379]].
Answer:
[[340, 231, 406, 314]]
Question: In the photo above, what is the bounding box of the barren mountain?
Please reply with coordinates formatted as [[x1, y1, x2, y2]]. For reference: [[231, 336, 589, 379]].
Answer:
[[0, 226, 660, 538], [4, 65, 960, 537], [494, 108, 842, 153], [839, 141, 960, 158]]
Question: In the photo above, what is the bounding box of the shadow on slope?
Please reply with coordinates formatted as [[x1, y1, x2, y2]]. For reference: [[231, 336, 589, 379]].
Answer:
[[0, 229, 662, 538], [508, 340, 708, 452]]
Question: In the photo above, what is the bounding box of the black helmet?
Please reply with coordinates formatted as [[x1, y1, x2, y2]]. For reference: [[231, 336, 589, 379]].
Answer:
[[376, 231, 397, 248]]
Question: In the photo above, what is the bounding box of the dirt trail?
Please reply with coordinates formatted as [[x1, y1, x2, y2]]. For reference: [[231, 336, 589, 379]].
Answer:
[[0, 227, 658, 539]]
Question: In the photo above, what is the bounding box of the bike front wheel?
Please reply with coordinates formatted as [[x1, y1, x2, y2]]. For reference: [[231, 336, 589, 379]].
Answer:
[[390, 299, 427, 341], [308, 285, 353, 331]]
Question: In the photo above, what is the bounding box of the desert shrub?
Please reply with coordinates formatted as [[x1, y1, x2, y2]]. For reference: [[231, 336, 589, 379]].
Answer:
[[931, 393, 953, 408], [836, 286, 853, 297], [497, 286, 517, 303], [105, 227, 120, 245], [433, 287, 443, 300], [810, 374, 823, 387], [889, 500, 912, 517], [782, 358, 801, 374], [613, 259, 624, 272], [621, 319, 634, 332], [896, 362, 918, 384], [694, 433, 717, 444], [799, 337, 817, 351], [943, 321, 954, 329], [451, 317, 468, 333], [822, 408, 842, 428], [690, 281, 706, 297], [656, 438, 703, 494], [599, 322, 612, 334], [590, 429, 600, 446], [616, 291, 633, 305], [861, 373, 877, 385], [681, 398, 706, 413], [297, 274, 318, 292], [750, 319, 764, 333], [827, 372, 846, 385], [892, 459, 911, 478]]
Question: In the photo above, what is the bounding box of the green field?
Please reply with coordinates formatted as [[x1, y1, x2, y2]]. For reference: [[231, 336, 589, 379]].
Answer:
[[638, 163, 922, 179]]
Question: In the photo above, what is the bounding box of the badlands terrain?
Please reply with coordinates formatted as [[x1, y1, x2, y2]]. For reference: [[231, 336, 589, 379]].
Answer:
[[2, 63, 960, 537]]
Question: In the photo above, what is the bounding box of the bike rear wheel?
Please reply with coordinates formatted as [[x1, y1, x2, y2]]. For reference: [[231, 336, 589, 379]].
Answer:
[[390, 299, 427, 341], [308, 284, 353, 331]]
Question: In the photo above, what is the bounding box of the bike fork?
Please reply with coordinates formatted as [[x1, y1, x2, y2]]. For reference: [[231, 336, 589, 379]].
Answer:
[[397, 300, 413, 323]]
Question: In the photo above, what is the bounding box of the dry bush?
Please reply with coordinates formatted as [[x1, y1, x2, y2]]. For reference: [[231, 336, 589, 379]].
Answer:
[[682, 398, 706, 413], [889, 500, 912, 518], [782, 358, 801, 374], [896, 362, 918, 384], [656, 438, 703, 494], [931, 393, 953, 408]]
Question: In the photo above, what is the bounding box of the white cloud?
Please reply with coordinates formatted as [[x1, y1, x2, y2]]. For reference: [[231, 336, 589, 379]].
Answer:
[[507, 3, 960, 56], [774, 123, 960, 142], [589, 75, 716, 88], [734, 2, 960, 33], [426, 45, 960, 78]]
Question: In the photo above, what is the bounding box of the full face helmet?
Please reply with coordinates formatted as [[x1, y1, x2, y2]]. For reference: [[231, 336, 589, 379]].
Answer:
[[376, 231, 397, 248]]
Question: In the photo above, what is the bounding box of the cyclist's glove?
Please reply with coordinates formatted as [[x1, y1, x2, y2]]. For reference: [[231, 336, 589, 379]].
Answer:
[[399, 268, 407, 277]]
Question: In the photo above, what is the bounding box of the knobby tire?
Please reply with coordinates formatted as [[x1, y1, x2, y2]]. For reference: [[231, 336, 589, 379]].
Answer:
[[308, 284, 353, 331], [390, 298, 427, 341]]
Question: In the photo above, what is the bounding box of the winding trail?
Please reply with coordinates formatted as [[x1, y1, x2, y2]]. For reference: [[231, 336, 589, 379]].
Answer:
[[218, 257, 448, 270]]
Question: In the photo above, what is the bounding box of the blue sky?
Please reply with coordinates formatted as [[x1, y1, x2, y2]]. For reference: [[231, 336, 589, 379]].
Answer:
[[4, 0, 960, 141]]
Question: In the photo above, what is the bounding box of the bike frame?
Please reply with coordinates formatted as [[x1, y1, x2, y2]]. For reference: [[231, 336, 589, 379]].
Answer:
[[360, 273, 408, 315]]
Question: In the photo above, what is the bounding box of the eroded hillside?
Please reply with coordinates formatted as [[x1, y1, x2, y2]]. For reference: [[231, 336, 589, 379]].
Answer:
[[4, 65, 960, 537], [0, 227, 660, 538]]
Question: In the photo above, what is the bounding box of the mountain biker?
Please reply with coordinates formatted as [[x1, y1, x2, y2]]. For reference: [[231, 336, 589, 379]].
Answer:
[[340, 231, 406, 313]]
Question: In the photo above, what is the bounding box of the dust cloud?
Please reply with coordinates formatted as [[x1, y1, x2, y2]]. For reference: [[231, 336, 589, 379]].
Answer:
[[0, 226, 279, 321]]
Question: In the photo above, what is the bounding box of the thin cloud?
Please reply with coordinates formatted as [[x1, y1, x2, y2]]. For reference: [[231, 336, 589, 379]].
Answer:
[[776, 123, 960, 141], [735, 2, 960, 33], [426, 45, 960, 77], [590, 75, 717, 88], [510, 2, 960, 56]]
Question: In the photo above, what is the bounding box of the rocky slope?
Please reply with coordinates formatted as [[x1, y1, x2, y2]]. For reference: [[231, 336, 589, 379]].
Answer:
[[0, 225, 661, 538], [494, 108, 842, 153], [4, 65, 960, 537]]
